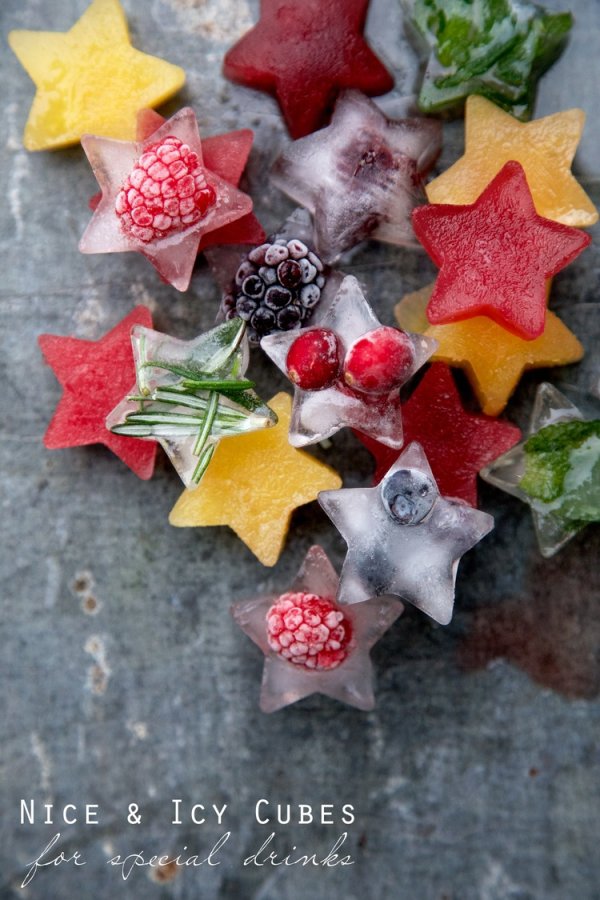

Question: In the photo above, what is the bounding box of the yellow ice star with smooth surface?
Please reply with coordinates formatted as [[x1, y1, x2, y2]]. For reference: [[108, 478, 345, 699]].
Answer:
[[169, 393, 342, 567], [8, 0, 185, 151], [395, 286, 584, 416], [426, 96, 597, 228]]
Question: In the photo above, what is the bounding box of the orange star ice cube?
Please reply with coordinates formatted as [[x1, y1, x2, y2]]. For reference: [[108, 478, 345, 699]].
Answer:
[[395, 285, 584, 416], [426, 96, 597, 228]]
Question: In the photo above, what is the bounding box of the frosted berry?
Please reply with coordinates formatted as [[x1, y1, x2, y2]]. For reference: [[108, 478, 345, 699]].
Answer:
[[343, 326, 414, 394], [286, 328, 342, 391], [223, 237, 327, 345], [116, 136, 216, 244], [266, 592, 352, 671]]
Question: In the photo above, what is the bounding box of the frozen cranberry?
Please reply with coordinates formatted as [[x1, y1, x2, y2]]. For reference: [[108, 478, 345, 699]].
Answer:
[[286, 328, 342, 391], [343, 326, 414, 394]]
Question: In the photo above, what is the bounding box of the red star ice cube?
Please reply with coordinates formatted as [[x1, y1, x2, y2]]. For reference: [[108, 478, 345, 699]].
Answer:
[[39, 306, 157, 479], [412, 161, 591, 340], [223, 0, 394, 139]]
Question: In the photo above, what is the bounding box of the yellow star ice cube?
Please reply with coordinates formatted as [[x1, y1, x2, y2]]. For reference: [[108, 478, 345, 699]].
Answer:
[[169, 393, 342, 567], [426, 96, 597, 228], [395, 285, 584, 416], [8, 0, 185, 151]]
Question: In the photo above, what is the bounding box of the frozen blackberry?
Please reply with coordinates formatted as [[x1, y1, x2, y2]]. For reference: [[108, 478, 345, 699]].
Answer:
[[222, 236, 327, 346]]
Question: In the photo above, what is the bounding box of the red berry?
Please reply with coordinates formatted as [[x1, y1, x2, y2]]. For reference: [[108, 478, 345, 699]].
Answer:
[[266, 592, 353, 671], [116, 136, 216, 244], [343, 326, 414, 394], [286, 328, 342, 391]]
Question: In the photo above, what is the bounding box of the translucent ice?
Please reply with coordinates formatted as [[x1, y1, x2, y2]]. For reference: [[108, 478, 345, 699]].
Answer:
[[231, 545, 403, 711], [271, 91, 442, 263], [107, 317, 276, 487], [480, 383, 600, 557], [79, 107, 254, 291], [261, 275, 437, 447], [319, 442, 494, 624]]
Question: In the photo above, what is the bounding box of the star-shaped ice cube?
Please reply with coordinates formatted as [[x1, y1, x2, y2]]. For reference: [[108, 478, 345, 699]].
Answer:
[[271, 91, 441, 262], [223, 0, 394, 139], [107, 317, 276, 488], [261, 275, 437, 448], [231, 545, 403, 711], [38, 306, 157, 479], [8, 0, 185, 151], [404, 0, 572, 120], [319, 442, 494, 624], [79, 107, 254, 291], [480, 383, 600, 557], [413, 161, 591, 340]]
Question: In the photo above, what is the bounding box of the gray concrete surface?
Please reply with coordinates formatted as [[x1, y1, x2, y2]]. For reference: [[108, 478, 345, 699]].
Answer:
[[1, 1, 599, 898]]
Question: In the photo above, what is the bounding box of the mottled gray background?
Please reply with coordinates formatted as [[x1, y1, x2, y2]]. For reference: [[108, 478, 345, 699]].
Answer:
[[1, 0, 599, 898]]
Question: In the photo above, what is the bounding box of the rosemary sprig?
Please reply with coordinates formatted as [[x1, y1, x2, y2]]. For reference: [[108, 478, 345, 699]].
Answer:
[[112, 317, 276, 486]]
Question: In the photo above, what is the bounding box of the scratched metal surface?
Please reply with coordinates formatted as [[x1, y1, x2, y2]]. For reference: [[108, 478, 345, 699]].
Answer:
[[1, 0, 599, 898]]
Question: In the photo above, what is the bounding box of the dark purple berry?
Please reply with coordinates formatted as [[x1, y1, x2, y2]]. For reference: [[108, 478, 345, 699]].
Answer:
[[264, 244, 289, 265], [236, 297, 258, 320], [299, 258, 317, 283], [242, 274, 265, 298], [251, 307, 277, 334], [277, 305, 302, 330], [248, 243, 270, 264], [300, 283, 321, 308], [287, 239, 308, 259], [277, 259, 303, 289], [259, 265, 277, 285], [235, 259, 256, 286], [264, 285, 292, 310]]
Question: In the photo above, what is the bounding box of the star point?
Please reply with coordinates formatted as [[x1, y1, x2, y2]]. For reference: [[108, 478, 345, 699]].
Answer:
[[9, 0, 185, 151]]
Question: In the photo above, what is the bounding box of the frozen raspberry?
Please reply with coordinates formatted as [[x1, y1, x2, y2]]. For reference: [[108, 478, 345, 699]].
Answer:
[[286, 328, 342, 391], [266, 592, 352, 671], [343, 326, 415, 394], [116, 136, 216, 243], [223, 237, 327, 345]]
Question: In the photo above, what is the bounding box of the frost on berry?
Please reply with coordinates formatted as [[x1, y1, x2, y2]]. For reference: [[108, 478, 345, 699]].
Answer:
[[266, 592, 353, 671], [116, 136, 216, 243]]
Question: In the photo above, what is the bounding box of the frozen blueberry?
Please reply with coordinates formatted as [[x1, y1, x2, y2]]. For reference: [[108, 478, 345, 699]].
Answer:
[[264, 285, 292, 310], [381, 468, 437, 525], [307, 251, 324, 272]]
